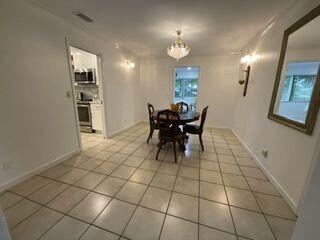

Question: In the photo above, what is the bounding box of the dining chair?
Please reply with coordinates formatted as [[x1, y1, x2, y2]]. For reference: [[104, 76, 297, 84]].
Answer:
[[183, 106, 209, 151], [147, 103, 159, 143], [176, 101, 189, 112], [156, 109, 184, 162]]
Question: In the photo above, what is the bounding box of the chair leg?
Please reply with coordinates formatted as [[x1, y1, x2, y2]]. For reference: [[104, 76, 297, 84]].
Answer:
[[172, 141, 177, 163], [156, 140, 162, 160], [199, 134, 204, 151], [147, 128, 154, 144]]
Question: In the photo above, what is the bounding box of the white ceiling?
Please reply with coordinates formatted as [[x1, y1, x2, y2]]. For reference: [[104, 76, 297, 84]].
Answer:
[[31, 0, 294, 57]]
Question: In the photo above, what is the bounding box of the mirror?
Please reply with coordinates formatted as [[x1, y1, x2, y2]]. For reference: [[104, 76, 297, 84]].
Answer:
[[268, 5, 320, 135]]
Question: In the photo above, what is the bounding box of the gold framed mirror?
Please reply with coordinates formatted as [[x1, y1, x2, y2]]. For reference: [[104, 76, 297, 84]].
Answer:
[[268, 5, 320, 135]]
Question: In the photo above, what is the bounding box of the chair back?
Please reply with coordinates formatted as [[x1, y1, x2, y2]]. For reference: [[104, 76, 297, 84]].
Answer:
[[200, 106, 209, 131], [157, 109, 180, 138], [176, 102, 189, 112], [147, 103, 155, 125]]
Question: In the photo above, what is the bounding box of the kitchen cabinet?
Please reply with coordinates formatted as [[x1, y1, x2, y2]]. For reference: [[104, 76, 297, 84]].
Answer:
[[90, 103, 102, 131]]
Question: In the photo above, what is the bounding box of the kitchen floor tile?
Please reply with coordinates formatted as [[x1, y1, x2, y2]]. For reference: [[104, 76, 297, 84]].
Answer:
[[110, 165, 136, 180], [266, 215, 296, 240], [0, 191, 23, 210], [40, 215, 88, 240], [219, 163, 242, 175], [173, 176, 199, 196], [200, 169, 222, 184], [254, 193, 297, 219], [178, 166, 199, 180], [160, 215, 198, 240], [240, 166, 267, 180], [94, 176, 126, 196], [199, 199, 234, 233], [74, 172, 105, 190], [123, 156, 145, 167], [199, 225, 236, 240], [4, 199, 41, 229], [167, 192, 198, 222], [129, 168, 155, 185], [246, 177, 280, 196], [68, 192, 111, 223], [58, 168, 89, 184], [139, 160, 161, 171], [200, 160, 219, 171], [80, 226, 119, 240], [140, 186, 171, 213], [40, 165, 72, 179], [78, 158, 103, 171], [46, 186, 88, 213], [115, 181, 147, 204], [200, 181, 227, 204], [150, 173, 176, 190], [94, 199, 136, 235], [231, 206, 275, 240], [222, 173, 249, 190], [93, 162, 119, 175], [226, 187, 260, 211], [10, 207, 63, 240], [10, 176, 51, 196], [123, 207, 165, 240], [29, 181, 69, 205]]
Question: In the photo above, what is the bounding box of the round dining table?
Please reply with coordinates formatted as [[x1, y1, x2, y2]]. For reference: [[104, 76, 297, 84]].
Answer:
[[152, 109, 201, 124]]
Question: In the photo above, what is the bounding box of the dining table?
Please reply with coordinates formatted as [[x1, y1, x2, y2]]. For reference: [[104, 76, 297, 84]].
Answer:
[[152, 109, 201, 124]]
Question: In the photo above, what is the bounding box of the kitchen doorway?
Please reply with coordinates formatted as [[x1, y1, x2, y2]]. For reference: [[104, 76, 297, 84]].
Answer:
[[173, 67, 200, 110], [66, 42, 107, 148]]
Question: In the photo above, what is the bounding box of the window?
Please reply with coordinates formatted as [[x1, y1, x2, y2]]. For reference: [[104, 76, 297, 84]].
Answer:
[[281, 75, 316, 102], [173, 67, 200, 108]]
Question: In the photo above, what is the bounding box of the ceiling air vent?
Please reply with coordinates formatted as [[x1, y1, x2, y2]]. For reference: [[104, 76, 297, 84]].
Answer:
[[75, 12, 94, 23]]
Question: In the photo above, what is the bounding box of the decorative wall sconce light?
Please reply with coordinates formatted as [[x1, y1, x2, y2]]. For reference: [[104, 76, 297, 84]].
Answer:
[[122, 60, 135, 69], [239, 54, 253, 97]]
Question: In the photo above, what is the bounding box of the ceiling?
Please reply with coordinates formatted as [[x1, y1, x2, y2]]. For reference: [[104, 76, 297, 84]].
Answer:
[[31, 0, 294, 57]]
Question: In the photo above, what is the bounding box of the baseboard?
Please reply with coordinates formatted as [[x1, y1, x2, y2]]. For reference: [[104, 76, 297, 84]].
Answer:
[[0, 149, 80, 192], [107, 121, 144, 138], [231, 128, 298, 214]]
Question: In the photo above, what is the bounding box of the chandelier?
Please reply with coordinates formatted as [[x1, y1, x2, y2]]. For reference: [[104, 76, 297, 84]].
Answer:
[[167, 30, 190, 61]]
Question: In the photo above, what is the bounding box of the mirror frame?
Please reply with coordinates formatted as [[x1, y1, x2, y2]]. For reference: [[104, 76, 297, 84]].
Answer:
[[268, 5, 320, 135]]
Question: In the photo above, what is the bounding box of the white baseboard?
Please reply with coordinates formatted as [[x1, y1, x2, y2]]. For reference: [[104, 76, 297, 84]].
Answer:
[[0, 149, 80, 192], [107, 121, 144, 138], [231, 129, 298, 214]]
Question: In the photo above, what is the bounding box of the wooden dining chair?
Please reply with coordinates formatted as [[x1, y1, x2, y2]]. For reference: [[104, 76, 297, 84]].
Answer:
[[176, 101, 189, 112], [147, 103, 159, 143], [183, 106, 209, 151], [156, 109, 184, 162]]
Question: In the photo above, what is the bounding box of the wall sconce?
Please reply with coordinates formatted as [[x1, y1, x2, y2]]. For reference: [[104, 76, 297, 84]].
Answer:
[[239, 54, 252, 97], [121, 60, 135, 69]]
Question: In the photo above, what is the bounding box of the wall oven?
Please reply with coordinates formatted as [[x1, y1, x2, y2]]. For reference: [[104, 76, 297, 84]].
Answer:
[[74, 68, 96, 84], [77, 102, 93, 132]]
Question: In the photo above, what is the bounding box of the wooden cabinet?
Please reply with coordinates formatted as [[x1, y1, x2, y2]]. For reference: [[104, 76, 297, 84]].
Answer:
[[90, 103, 102, 131]]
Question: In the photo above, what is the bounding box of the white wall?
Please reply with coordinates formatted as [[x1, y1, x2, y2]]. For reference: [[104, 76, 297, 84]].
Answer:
[[0, 0, 141, 189], [291, 133, 320, 240], [140, 55, 240, 127], [232, 0, 320, 211]]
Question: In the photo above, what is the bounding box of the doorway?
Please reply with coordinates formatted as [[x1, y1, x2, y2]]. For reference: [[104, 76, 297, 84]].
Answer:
[[67, 44, 107, 147], [173, 67, 200, 110]]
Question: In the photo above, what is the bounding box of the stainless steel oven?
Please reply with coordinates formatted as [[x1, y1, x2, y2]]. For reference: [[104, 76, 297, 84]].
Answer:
[[77, 102, 93, 132], [74, 68, 96, 84]]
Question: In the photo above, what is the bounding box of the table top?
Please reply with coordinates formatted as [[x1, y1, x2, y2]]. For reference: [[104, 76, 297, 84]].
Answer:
[[153, 109, 200, 124]]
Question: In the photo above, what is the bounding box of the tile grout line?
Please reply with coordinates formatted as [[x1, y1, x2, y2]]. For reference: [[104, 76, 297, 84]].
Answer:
[[223, 131, 279, 240]]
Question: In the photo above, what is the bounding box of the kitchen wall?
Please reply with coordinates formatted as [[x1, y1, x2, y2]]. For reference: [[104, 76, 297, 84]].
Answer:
[[232, 0, 320, 211], [0, 0, 141, 189], [140, 54, 240, 128]]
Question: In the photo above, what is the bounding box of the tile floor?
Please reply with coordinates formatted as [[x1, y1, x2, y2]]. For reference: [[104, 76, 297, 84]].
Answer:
[[0, 123, 297, 240]]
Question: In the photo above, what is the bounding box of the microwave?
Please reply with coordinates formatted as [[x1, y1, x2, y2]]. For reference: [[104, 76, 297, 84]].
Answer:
[[74, 68, 96, 83]]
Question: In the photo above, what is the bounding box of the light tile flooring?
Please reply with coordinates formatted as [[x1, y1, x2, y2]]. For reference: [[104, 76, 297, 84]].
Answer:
[[0, 123, 297, 240]]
